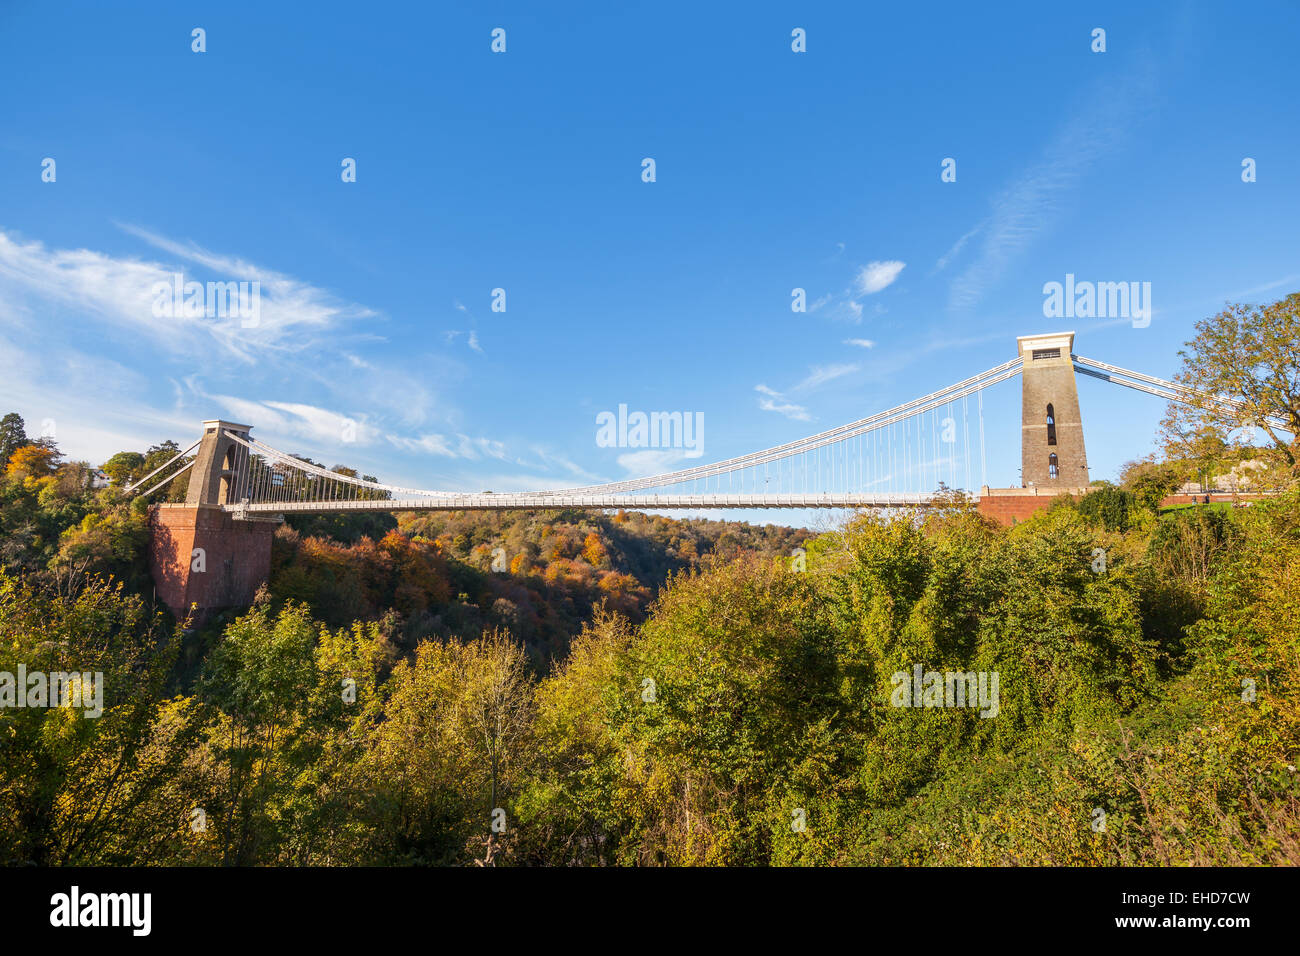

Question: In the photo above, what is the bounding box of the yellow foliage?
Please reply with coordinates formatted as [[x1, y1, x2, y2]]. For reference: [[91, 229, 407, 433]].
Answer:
[[5, 444, 58, 479]]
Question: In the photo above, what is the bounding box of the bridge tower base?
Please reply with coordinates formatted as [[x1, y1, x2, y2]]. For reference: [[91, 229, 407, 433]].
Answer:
[[976, 485, 1088, 527], [146, 420, 278, 623], [148, 504, 278, 623]]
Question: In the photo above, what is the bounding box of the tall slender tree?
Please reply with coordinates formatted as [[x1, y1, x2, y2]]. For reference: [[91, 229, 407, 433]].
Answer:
[[0, 412, 27, 472]]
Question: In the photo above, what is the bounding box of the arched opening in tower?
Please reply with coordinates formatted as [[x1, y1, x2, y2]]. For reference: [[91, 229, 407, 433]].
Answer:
[[219, 446, 237, 504]]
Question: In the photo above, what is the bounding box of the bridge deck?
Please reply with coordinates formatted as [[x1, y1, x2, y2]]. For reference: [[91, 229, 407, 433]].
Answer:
[[232, 492, 951, 514]]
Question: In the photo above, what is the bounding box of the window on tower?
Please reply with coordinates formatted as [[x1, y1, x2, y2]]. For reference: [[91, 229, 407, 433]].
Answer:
[[1046, 404, 1057, 445], [1048, 453, 1059, 479]]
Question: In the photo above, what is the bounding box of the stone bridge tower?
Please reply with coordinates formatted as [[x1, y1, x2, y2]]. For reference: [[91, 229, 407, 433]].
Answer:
[[978, 332, 1091, 525], [185, 420, 252, 506], [1017, 331, 1089, 488], [147, 420, 278, 624]]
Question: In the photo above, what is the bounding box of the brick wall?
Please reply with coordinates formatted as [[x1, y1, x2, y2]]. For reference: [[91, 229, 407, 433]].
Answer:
[[148, 504, 276, 621], [975, 490, 1272, 527], [976, 487, 1084, 527]]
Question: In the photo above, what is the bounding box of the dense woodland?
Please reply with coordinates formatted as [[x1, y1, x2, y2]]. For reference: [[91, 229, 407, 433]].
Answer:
[[1, 295, 1297, 866]]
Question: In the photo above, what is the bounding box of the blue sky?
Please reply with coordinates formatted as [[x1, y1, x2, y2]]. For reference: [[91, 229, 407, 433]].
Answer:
[[1, 1, 1297, 525]]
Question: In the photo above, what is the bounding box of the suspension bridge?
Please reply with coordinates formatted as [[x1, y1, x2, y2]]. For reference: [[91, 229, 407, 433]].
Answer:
[[134, 332, 1289, 619], [131, 332, 1271, 514]]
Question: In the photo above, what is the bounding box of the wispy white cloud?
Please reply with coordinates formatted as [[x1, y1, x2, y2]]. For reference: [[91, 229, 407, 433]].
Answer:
[[753, 361, 859, 422], [464, 472, 594, 493], [1224, 274, 1300, 302], [615, 448, 697, 475], [343, 352, 374, 370], [843, 338, 875, 348], [807, 259, 904, 324], [445, 329, 484, 353], [855, 260, 906, 295], [264, 401, 368, 444], [758, 398, 812, 421], [387, 432, 509, 461], [528, 446, 606, 484], [946, 67, 1157, 311], [933, 223, 984, 273], [0, 225, 385, 373], [794, 363, 858, 391], [0, 331, 197, 464], [0, 225, 478, 466], [194, 394, 376, 451], [754, 384, 811, 421], [118, 223, 378, 357]]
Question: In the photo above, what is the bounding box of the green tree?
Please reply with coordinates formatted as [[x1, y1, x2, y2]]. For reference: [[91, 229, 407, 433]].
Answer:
[[0, 413, 27, 472], [0, 571, 193, 865], [1121, 457, 1185, 510], [516, 607, 634, 865], [1161, 293, 1300, 473], [102, 451, 145, 487], [359, 630, 535, 865], [195, 601, 385, 865], [1077, 483, 1135, 531]]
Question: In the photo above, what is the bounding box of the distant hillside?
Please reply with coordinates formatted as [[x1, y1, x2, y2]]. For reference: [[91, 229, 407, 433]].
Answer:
[[273, 508, 810, 662]]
